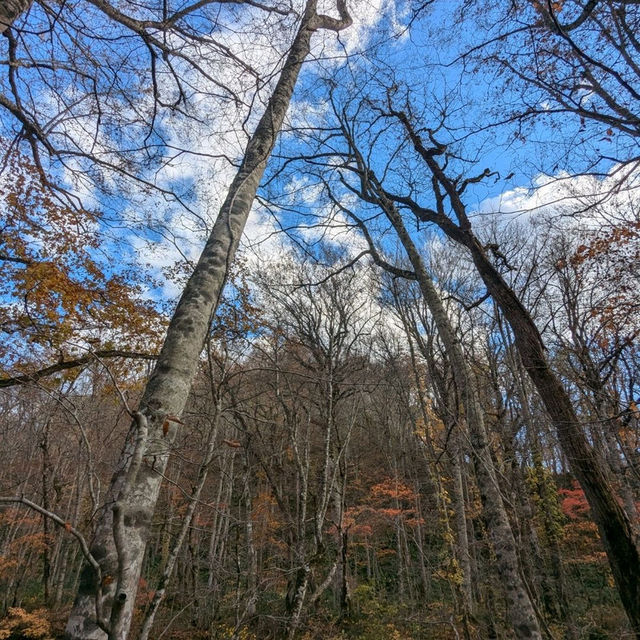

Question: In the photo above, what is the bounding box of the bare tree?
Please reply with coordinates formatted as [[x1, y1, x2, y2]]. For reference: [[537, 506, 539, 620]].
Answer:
[[64, 2, 352, 638], [249, 256, 373, 636], [323, 174, 542, 636], [315, 90, 640, 634]]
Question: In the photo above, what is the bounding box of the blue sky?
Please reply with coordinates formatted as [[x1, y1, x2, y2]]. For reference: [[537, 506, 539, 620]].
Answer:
[[1, 0, 638, 319]]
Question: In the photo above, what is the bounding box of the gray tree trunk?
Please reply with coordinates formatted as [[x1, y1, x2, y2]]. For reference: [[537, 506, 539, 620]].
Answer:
[[64, 3, 351, 638], [376, 196, 542, 639], [452, 444, 474, 616], [244, 457, 258, 619], [387, 111, 640, 634], [0, 0, 32, 33], [137, 399, 221, 640]]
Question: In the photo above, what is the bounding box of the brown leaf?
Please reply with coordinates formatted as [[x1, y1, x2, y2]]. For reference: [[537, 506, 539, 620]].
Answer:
[[162, 420, 169, 437], [223, 439, 242, 448]]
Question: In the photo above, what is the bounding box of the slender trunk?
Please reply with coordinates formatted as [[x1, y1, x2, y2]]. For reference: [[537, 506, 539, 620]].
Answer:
[[308, 555, 339, 607], [137, 403, 221, 640], [54, 469, 82, 607], [244, 459, 258, 619], [286, 565, 310, 640], [452, 444, 474, 616], [286, 415, 310, 636], [381, 201, 542, 638], [316, 370, 333, 550], [40, 421, 52, 605], [463, 234, 640, 634], [395, 514, 406, 601], [207, 458, 227, 591], [206, 452, 235, 617], [339, 529, 350, 617], [65, 3, 351, 637]]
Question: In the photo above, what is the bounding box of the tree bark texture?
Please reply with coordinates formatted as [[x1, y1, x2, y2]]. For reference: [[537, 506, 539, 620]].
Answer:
[[385, 110, 640, 635], [380, 198, 542, 639], [463, 235, 640, 635], [137, 401, 221, 640], [0, 0, 32, 34], [65, 3, 351, 638]]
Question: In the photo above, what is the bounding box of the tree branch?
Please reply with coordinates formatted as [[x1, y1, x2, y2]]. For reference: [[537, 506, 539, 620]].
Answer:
[[0, 496, 109, 632], [0, 350, 157, 388]]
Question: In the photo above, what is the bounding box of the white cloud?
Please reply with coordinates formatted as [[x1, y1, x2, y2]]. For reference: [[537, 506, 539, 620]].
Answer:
[[474, 162, 640, 231], [101, 0, 396, 303]]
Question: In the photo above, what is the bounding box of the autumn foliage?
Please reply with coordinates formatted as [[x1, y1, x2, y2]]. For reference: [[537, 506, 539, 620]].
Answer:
[[0, 146, 160, 373]]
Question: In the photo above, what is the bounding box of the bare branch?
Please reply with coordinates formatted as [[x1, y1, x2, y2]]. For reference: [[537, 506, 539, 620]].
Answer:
[[0, 350, 158, 389], [0, 496, 109, 632]]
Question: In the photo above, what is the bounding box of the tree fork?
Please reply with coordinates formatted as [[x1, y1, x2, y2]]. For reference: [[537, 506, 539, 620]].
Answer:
[[336, 146, 543, 637], [380, 198, 543, 639]]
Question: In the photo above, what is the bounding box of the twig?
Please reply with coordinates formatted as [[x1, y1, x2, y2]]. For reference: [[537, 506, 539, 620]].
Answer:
[[0, 496, 109, 632]]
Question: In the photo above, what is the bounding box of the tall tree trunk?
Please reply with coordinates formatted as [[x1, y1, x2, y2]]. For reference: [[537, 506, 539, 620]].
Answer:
[[379, 200, 542, 638], [452, 442, 474, 617], [244, 457, 258, 619], [137, 400, 221, 640], [40, 420, 52, 606], [371, 110, 640, 634], [462, 234, 640, 634], [64, 3, 351, 638]]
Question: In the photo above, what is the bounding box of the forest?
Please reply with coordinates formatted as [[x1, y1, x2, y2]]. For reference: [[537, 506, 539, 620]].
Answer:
[[0, 0, 639, 638]]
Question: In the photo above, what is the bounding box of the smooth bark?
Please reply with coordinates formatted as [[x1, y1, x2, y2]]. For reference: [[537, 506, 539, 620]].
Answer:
[[64, 3, 351, 638], [463, 234, 640, 634], [137, 399, 221, 640], [373, 108, 640, 635], [382, 202, 542, 639]]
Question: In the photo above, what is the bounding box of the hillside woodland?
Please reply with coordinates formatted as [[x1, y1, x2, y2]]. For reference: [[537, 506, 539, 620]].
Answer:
[[1, 0, 640, 638]]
